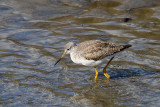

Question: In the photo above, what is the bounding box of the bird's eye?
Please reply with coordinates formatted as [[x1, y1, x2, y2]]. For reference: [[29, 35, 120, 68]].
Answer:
[[67, 48, 70, 51]]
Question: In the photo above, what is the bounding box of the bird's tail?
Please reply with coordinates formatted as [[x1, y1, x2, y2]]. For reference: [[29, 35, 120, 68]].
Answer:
[[120, 44, 132, 51]]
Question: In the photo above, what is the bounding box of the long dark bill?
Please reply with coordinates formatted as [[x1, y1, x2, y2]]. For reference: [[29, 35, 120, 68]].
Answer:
[[54, 58, 62, 66], [54, 52, 66, 66]]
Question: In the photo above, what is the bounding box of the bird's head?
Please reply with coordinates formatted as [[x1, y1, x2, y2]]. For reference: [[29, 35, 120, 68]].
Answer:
[[54, 42, 75, 66]]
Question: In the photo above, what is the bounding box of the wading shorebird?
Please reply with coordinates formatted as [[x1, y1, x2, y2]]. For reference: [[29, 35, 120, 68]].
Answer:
[[54, 40, 131, 80]]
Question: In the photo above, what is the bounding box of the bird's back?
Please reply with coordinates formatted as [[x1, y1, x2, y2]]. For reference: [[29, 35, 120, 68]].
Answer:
[[76, 40, 131, 61]]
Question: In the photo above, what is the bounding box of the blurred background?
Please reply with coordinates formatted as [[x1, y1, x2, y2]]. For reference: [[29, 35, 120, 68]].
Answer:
[[0, 0, 160, 106]]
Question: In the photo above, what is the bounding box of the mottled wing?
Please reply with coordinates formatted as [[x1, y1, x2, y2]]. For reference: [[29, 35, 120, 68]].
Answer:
[[77, 40, 128, 61]]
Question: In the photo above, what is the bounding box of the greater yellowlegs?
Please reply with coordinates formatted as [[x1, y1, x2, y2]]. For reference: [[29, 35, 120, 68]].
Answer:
[[55, 40, 131, 80]]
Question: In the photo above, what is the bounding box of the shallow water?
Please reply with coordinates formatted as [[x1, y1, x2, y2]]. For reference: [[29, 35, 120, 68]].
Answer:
[[0, 0, 160, 106]]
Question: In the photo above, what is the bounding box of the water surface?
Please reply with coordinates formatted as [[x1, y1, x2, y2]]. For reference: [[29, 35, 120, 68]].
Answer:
[[0, 0, 160, 106]]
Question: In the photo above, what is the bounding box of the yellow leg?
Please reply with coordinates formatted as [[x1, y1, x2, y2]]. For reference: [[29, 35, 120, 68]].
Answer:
[[94, 67, 98, 80], [103, 56, 114, 79]]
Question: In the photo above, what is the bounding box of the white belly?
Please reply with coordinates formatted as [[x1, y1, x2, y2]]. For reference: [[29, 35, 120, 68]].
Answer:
[[70, 52, 104, 67]]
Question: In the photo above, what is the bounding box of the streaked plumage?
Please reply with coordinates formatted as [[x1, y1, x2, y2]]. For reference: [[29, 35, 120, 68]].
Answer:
[[76, 40, 130, 61]]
